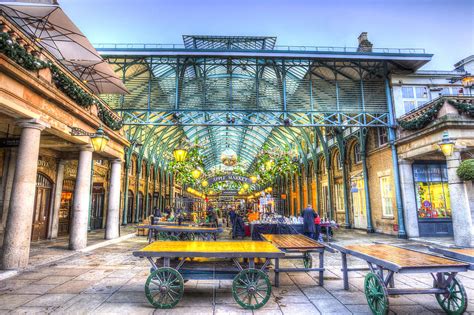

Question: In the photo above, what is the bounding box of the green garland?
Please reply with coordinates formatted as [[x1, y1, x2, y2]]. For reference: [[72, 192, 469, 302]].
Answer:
[[254, 145, 299, 186], [0, 31, 124, 130], [0, 32, 47, 71], [398, 98, 474, 131], [456, 159, 474, 181]]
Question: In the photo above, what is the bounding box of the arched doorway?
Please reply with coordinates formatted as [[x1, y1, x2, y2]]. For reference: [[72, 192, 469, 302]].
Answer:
[[138, 192, 144, 222], [127, 190, 134, 223], [32, 173, 53, 241]]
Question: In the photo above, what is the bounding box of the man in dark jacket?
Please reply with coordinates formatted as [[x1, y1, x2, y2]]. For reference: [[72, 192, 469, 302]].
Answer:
[[301, 204, 316, 239]]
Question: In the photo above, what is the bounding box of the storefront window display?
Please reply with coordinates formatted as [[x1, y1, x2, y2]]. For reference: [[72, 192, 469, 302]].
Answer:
[[413, 163, 451, 219]]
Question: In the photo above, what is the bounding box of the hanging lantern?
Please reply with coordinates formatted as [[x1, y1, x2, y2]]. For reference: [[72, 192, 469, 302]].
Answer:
[[90, 126, 109, 152], [265, 159, 274, 171], [250, 175, 257, 183], [267, 187, 273, 193], [191, 168, 202, 179], [242, 183, 250, 190], [221, 148, 238, 166], [173, 144, 188, 162], [201, 180, 209, 187]]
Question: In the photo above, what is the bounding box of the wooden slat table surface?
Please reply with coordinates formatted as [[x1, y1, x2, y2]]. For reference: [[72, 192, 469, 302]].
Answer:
[[447, 248, 474, 257], [346, 244, 469, 269], [133, 240, 285, 258], [262, 234, 325, 250]]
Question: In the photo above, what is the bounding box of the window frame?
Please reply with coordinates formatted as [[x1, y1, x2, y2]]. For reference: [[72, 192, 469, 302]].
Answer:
[[379, 175, 394, 218]]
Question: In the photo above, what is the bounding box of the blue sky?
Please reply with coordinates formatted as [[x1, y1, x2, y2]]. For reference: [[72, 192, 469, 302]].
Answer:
[[60, 0, 473, 70]]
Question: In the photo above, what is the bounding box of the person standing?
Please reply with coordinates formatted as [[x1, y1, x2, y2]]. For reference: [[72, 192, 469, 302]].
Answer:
[[314, 211, 322, 242], [229, 207, 237, 227], [301, 204, 316, 239]]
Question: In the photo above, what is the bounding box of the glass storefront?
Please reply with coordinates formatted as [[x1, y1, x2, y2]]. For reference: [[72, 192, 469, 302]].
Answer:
[[413, 162, 453, 236]]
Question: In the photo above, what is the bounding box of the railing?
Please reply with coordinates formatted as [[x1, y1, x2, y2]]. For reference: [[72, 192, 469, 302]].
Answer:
[[94, 43, 426, 54]]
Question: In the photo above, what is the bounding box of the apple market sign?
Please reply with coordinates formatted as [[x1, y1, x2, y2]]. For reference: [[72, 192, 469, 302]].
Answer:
[[207, 174, 252, 185]]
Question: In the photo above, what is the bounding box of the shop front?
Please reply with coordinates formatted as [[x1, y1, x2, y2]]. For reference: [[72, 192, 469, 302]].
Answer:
[[90, 183, 105, 230], [413, 162, 453, 237]]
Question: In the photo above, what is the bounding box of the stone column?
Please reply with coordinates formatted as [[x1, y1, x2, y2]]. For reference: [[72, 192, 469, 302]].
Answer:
[[1, 119, 48, 269], [106, 159, 122, 239], [446, 151, 473, 247], [69, 146, 93, 250], [49, 160, 65, 239], [398, 159, 419, 238]]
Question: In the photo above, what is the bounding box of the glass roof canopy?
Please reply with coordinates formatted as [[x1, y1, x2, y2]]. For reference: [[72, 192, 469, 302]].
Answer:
[[97, 35, 432, 171]]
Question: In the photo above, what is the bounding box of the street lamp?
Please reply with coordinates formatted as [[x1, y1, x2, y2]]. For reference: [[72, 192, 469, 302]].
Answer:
[[461, 75, 473, 96], [438, 131, 455, 157], [201, 180, 209, 187], [250, 175, 257, 184]]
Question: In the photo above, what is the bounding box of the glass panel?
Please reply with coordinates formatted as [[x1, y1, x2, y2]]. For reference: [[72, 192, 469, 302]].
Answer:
[[415, 164, 451, 220], [402, 87, 414, 98], [404, 101, 415, 113], [415, 87, 427, 98]]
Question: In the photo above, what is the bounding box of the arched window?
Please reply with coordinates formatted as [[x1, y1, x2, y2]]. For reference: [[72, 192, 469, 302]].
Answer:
[[354, 143, 362, 164]]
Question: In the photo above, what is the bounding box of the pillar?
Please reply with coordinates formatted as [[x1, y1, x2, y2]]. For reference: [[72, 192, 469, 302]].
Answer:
[[326, 160, 334, 221], [69, 146, 93, 250], [1, 119, 47, 269], [49, 160, 65, 239], [398, 159, 419, 238], [121, 161, 130, 225], [446, 152, 473, 247], [106, 159, 122, 239]]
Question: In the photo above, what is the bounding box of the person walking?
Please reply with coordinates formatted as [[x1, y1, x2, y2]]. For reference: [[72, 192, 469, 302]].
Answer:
[[301, 204, 316, 239]]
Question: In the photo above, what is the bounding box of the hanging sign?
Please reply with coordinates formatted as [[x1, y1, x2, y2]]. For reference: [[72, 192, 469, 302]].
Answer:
[[0, 138, 20, 148], [207, 174, 252, 185]]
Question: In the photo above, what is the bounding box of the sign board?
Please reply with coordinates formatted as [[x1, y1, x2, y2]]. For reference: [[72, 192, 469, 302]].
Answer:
[[207, 174, 252, 185], [0, 138, 20, 148]]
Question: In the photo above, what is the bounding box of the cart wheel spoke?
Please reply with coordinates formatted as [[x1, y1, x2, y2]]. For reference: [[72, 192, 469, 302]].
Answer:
[[364, 272, 388, 315], [232, 269, 271, 310], [145, 267, 184, 309], [435, 275, 467, 315]]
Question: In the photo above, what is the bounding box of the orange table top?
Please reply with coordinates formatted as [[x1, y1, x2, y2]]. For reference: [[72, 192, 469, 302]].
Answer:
[[134, 240, 284, 258]]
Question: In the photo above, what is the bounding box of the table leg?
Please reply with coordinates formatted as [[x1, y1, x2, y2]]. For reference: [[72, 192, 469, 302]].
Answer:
[[319, 251, 324, 286], [147, 228, 152, 243], [275, 258, 280, 287], [341, 252, 349, 290]]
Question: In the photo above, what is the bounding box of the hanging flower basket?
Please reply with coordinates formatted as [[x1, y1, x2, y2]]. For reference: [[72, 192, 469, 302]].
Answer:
[[456, 159, 474, 181]]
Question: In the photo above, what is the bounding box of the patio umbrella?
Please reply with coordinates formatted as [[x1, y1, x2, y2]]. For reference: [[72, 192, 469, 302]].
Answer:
[[0, 2, 101, 61], [61, 59, 128, 95]]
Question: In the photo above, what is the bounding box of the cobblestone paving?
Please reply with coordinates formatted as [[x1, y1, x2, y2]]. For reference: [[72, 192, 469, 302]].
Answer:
[[0, 230, 473, 314]]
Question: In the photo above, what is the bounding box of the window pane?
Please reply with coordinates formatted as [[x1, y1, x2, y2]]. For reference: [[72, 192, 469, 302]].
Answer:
[[415, 164, 451, 220], [404, 101, 415, 113], [415, 87, 427, 98], [402, 87, 414, 98], [417, 100, 427, 107]]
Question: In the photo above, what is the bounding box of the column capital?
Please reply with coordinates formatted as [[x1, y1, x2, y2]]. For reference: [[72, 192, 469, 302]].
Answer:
[[16, 119, 49, 131], [110, 159, 123, 164], [77, 145, 94, 152]]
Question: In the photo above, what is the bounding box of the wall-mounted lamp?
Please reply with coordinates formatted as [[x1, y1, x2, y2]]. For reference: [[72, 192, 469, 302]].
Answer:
[[438, 131, 455, 157], [70, 126, 109, 152]]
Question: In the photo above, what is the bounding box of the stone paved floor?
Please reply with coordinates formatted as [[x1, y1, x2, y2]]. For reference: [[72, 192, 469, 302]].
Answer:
[[0, 229, 473, 314]]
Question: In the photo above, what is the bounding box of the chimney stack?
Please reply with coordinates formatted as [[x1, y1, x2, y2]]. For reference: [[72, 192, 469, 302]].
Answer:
[[357, 32, 373, 52]]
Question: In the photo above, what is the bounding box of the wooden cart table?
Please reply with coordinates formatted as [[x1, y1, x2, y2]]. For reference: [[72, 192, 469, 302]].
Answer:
[[262, 234, 333, 286], [133, 240, 284, 309], [333, 244, 470, 315], [429, 246, 474, 270]]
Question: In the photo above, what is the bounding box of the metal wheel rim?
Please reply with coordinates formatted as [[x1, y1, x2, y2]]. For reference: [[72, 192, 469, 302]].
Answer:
[[364, 272, 389, 315], [145, 267, 184, 309], [435, 277, 468, 315], [232, 268, 271, 310]]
